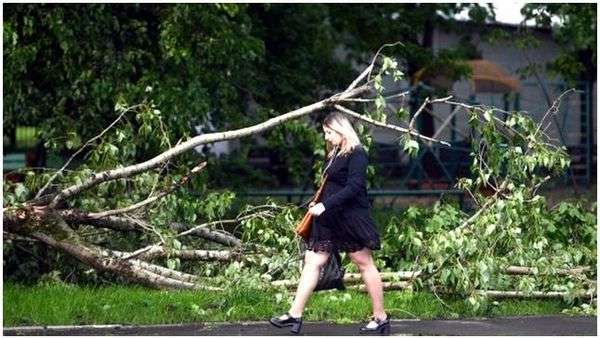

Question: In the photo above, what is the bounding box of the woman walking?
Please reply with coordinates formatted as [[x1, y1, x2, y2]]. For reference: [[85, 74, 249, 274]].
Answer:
[[269, 112, 389, 335]]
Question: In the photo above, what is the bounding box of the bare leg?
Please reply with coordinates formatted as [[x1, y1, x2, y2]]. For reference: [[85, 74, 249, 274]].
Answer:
[[349, 248, 386, 321], [283, 250, 330, 318]]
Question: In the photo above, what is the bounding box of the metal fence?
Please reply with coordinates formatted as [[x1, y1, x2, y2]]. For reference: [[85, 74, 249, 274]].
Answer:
[[237, 81, 595, 207], [368, 81, 596, 189]]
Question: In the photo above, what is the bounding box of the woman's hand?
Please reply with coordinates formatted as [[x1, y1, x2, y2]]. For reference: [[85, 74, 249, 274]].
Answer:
[[308, 202, 325, 216]]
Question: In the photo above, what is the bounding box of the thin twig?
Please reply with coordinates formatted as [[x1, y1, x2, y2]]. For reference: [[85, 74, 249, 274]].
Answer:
[[148, 138, 183, 198], [334, 104, 451, 147], [534, 88, 576, 138], [366, 41, 405, 82], [530, 175, 552, 197], [120, 245, 160, 261], [409, 97, 431, 131], [344, 63, 374, 93], [124, 215, 167, 245], [35, 104, 143, 199], [455, 181, 506, 233], [338, 91, 410, 103], [87, 162, 206, 218], [432, 287, 455, 311]]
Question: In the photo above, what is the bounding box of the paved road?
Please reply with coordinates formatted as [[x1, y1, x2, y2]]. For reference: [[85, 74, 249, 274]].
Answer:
[[4, 315, 596, 336]]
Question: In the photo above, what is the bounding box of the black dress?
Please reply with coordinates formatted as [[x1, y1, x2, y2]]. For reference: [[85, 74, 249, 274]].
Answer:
[[305, 146, 381, 253]]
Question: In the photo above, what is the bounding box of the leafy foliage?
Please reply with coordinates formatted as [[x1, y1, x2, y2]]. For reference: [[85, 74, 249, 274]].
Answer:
[[3, 4, 596, 314], [4, 3, 502, 187], [514, 4, 595, 84]]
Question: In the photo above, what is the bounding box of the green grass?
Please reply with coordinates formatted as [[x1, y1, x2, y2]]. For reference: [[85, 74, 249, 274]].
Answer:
[[16, 126, 39, 147], [3, 282, 573, 326]]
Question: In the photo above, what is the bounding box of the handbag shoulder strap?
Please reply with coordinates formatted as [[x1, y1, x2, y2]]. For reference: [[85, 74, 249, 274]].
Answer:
[[313, 147, 339, 201], [301, 147, 339, 207], [321, 146, 339, 181]]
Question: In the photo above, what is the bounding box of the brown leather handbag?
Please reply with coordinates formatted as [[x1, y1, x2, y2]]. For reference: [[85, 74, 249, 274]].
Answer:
[[294, 175, 328, 240]]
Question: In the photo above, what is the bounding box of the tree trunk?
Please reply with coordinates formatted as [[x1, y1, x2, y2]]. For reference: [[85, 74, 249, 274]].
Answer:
[[30, 231, 201, 289], [475, 290, 596, 299], [272, 265, 590, 288]]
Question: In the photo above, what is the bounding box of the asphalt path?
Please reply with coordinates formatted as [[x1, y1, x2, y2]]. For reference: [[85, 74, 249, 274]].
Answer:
[[4, 315, 596, 336]]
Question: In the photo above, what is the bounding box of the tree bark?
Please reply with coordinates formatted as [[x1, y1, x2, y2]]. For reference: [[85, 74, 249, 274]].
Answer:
[[347, 281, 412, 292], [57, 210, 243, 247], [474, 290, 596, 299], [505, 265, 591, 276], [31, 231, 195, 288], [49, 89, 368, 207], [124, 246, 236, 261], [272, 266, 591, 288], [170, 222, 242, 247], [26, 216, 220, 290]]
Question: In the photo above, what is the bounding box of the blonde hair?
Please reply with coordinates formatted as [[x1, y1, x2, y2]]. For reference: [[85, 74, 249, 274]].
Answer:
[[323, 112, 361, 157]]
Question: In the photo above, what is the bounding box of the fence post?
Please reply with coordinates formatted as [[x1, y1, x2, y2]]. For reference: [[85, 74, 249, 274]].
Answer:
[[585, 80, 594, 184]]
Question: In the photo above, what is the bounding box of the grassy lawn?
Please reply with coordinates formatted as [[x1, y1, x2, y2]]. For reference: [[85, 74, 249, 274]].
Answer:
[[15, 126, 39, 148], [4, 282, 573, 326]]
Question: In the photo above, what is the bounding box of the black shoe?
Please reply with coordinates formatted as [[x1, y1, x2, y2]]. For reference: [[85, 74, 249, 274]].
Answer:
[[359, 315, 390, 335], [269, 312, 303, 334]]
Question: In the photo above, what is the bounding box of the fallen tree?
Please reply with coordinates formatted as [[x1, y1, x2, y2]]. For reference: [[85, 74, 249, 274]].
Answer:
[[4, 48, 441, 289], [4, 46, 596, 310], [272, 266, 593, 288]]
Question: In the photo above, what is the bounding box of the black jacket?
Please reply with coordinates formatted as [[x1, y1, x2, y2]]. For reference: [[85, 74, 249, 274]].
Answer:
[[321, 146, 370, 210]]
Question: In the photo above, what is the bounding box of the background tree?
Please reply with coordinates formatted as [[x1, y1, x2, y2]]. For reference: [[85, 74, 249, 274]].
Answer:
[[4, 4, 262, 153], [520, 3, 596, 156], [520, 3, 596, 86], [4, 3, 501, 188]]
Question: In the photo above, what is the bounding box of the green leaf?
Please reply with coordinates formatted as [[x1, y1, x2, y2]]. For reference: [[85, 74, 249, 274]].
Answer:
[[396, 107, 408, 120], [483, 110, 492, 122], [172, 239, 182, 250], [393, 69, 404, 82], [381, 56, 398, 74], [375, 96, 386, 110], [484, 223, 496, 236], [403, 139, 419, 157], [14, 183, 29, 201], [374, 74, 384, 92]]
